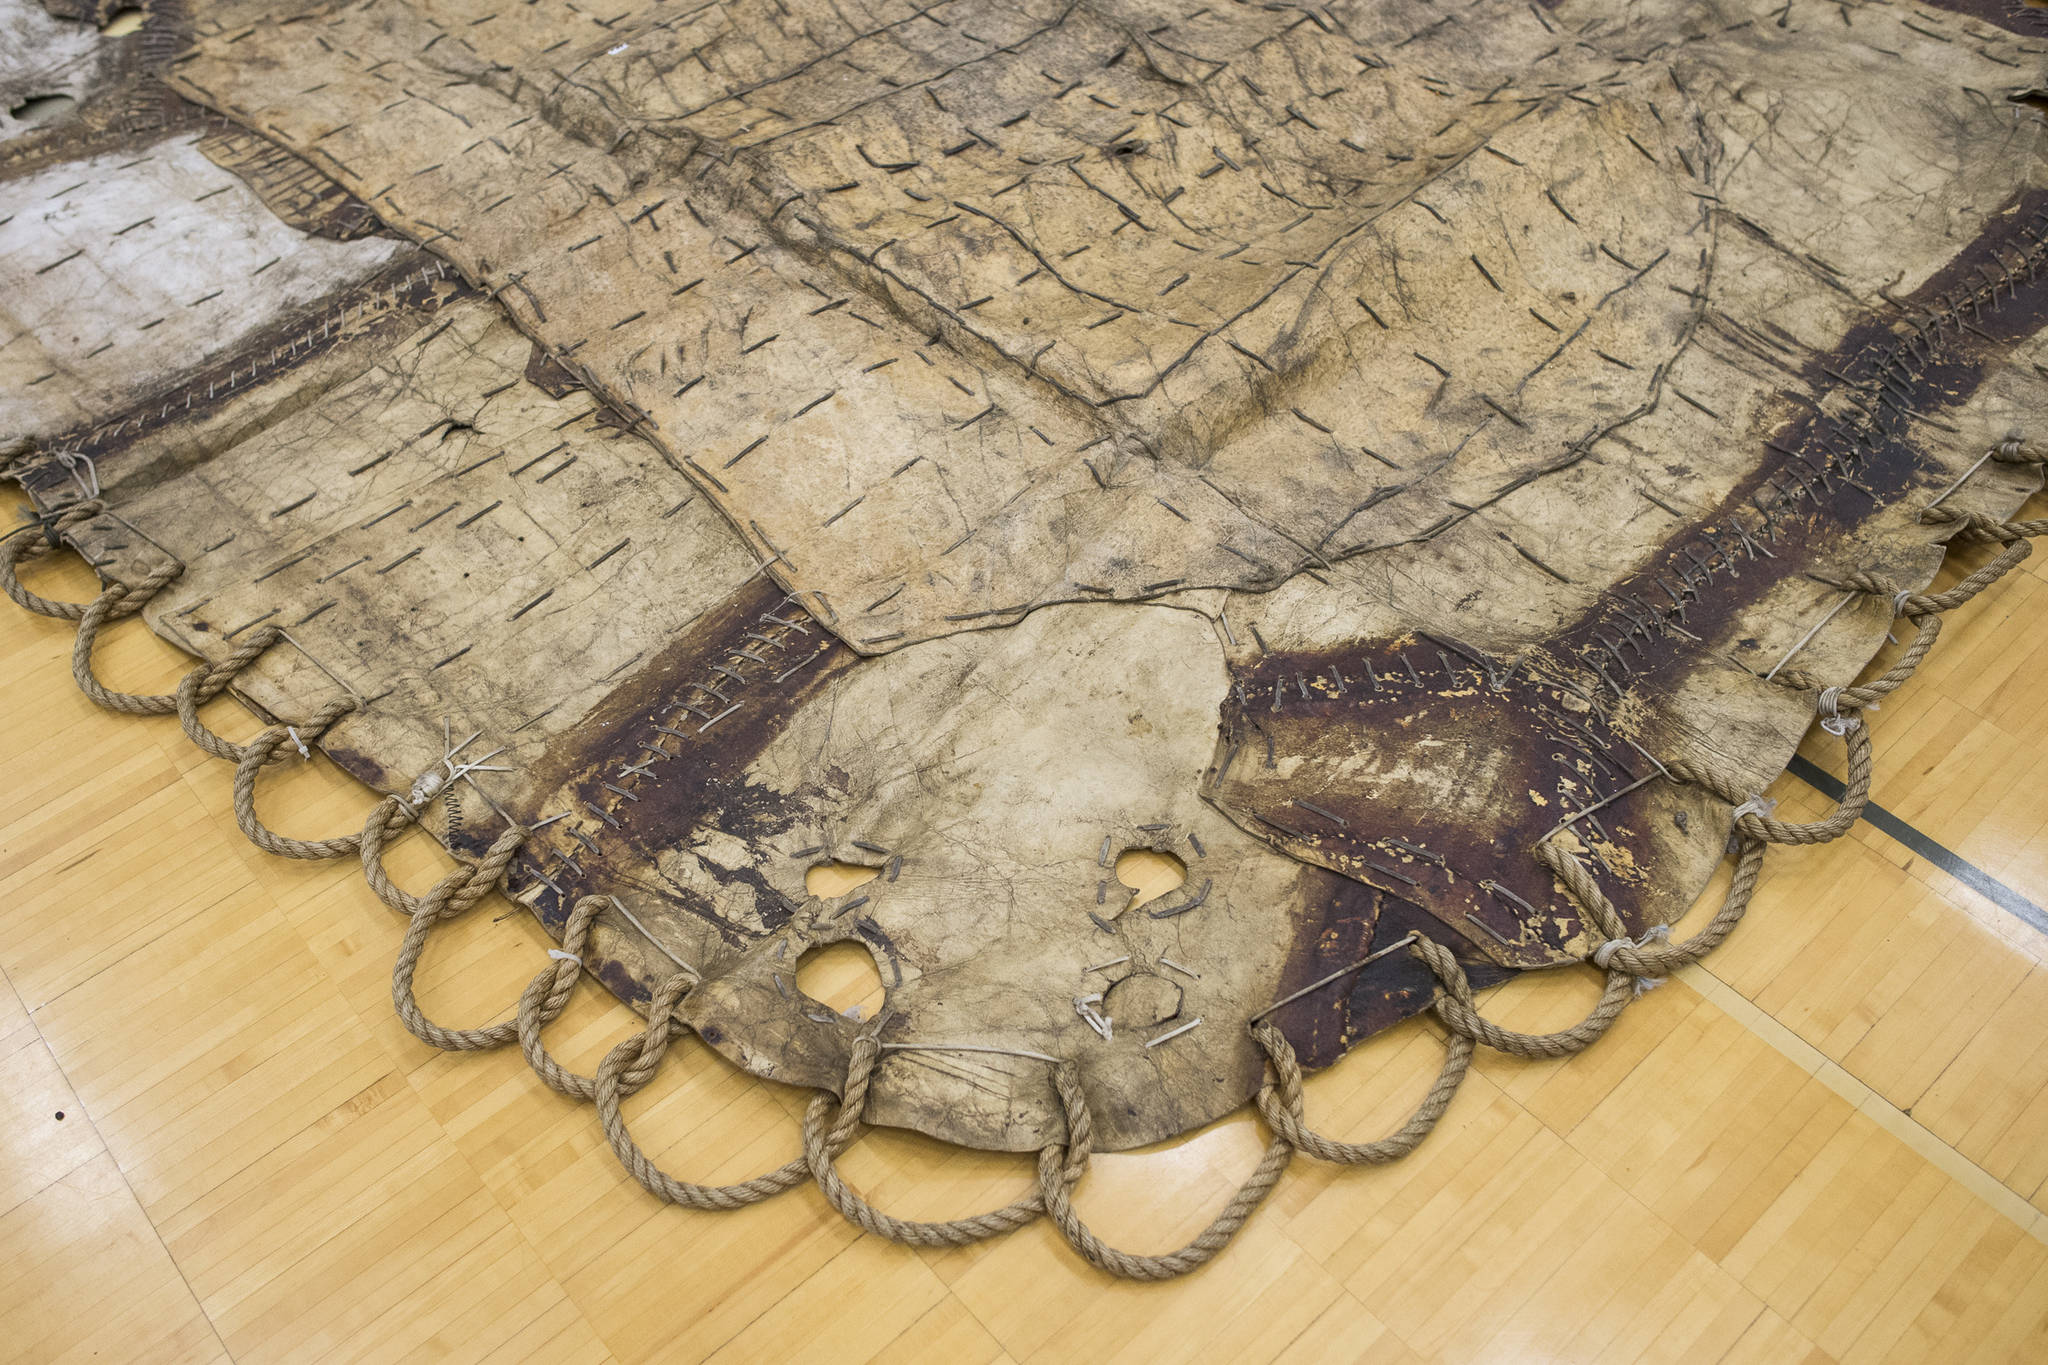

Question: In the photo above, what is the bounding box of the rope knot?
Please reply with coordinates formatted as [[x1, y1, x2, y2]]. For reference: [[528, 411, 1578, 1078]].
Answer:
[[1817, 686, 1860, 736], [1592, 924, 1673, 994], [1730, 794, 1777, 824], [1250, 1021, 1309, 1134], [2, 498, 111, 620]]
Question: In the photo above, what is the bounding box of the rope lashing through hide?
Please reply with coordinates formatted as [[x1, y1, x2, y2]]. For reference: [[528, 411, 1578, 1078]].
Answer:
[[1, 434, 2043, 1279]]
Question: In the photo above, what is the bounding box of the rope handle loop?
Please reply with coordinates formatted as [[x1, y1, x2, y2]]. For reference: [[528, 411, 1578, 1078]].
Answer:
[[1411, 928, 1636, 1061], [359, 797, 628, 1093], [517, 896, 633, 1099], [175, 626, 287, 760], [1251, 1017, 1471, 1166], [1035, 1059, 1290, 1280], [359, 796, 430, 913], [388, 824, 540, 1051], [1581, 838, 1769, 981], [801, 1026, 1070, 1246], [1806, 495, 2048, 721], [229, 695, 366, 859], [593, 971, 810, 1210], [364, 796, 621, 1101], [1665, 715, 1872, 848], [0, 498, 107, 620], [67, 563, 185, 715]]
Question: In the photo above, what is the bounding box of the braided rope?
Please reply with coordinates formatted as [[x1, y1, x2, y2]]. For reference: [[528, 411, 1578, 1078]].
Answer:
[[357, 795, 429, 912], [389, 825, 536, 1050], [363, 796, 609, 1083], [516, 894, 623, 1099], [365, 803, 661, 1103], [1569, 838, 1767, 979], [1835, 536, 2031, 620], [1664, 716, 1872, 846], [1925, 505, 2048, 546], [1036, 1060, 1293, 1280], [1421, 935, 1637, 1058], [1821, 610, 1942, 714]]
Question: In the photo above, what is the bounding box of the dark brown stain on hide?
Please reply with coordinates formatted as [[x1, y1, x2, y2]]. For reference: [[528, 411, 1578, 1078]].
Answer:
[[195, 124, 387, 241], [1217, 641, 1631, 968], [1275, 869, 1515, 1070], [521, 342, 582, 400], [1236, 188, 2048, 1061], [1919, 0, 2048, 39], [508, 576, 861, 971]]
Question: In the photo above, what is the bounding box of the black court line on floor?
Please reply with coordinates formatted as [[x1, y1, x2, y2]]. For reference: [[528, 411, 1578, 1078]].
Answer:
[[1786, 753, 2048, 937]]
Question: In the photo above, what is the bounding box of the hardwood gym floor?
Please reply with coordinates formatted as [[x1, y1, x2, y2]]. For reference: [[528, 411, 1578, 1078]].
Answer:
[[4, 482, 2048, 1364]]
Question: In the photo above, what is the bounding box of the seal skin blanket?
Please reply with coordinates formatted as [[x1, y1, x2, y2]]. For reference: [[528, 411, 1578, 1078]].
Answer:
[[4, 0, 2045, 1275]]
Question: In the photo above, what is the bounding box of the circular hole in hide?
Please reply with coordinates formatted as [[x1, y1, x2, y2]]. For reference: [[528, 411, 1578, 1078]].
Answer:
[[1113, 848, 1186, 912], [794, 940, 887, 1019]]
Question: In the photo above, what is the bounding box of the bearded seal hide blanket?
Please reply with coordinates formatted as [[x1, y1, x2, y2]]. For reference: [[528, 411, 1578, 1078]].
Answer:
[[4, 0, 2047, 1277]]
